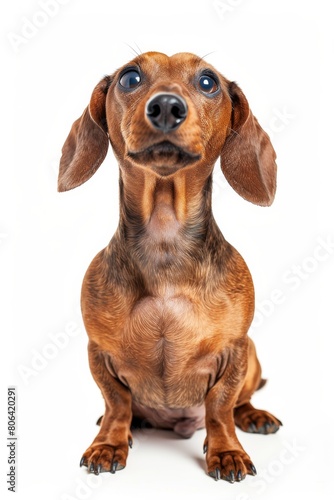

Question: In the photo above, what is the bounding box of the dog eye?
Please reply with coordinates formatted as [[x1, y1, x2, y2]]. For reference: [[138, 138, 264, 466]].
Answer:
[[198, 74, 219, 94], [119, 70, 141, 90]]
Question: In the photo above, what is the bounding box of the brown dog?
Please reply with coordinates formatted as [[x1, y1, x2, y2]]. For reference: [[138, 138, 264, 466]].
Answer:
[[58, 51, 282, 482]]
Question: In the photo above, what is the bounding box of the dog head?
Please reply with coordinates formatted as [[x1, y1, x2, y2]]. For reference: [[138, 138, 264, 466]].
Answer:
[[58, 51, 276, 206]]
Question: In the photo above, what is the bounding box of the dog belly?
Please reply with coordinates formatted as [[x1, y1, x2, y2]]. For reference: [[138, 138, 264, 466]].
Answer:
[[132, 400, 205, 438]]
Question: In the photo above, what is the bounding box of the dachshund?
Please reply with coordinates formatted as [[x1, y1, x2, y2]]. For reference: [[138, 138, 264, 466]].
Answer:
[[58, 51, 282, 483]]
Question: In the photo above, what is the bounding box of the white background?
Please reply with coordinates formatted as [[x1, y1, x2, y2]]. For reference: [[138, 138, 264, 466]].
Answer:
[[1, 0, 333, 499]]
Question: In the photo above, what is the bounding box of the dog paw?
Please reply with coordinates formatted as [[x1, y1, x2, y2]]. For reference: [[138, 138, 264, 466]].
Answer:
[[235, 405, 282, 434], [206, 449, 256, 483], [80, 442, 130, 475]]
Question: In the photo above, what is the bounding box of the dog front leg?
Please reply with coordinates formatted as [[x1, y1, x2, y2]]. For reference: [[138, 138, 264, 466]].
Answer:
[[80, 341, 133, 475], [204, 356, 257, 483]]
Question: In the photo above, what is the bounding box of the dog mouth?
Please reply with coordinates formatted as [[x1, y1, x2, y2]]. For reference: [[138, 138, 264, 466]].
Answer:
[[128, 141, 201, 173]]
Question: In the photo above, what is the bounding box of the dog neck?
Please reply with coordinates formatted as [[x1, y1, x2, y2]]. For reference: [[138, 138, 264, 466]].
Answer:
[[115, 162, 215, 280]]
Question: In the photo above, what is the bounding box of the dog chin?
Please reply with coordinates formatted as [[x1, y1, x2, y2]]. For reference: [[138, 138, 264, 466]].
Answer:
[[128, 141, 200, 174]]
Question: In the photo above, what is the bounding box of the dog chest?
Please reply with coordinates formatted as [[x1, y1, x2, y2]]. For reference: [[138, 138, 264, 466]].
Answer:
[[109, 292, 228, 408]]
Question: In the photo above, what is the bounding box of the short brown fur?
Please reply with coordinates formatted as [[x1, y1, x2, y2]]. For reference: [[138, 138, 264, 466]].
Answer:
[[58, 52, 281, 482]]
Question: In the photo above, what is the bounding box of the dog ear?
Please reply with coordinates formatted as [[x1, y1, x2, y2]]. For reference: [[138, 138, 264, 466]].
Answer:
[[220, 82, 277, 206], [58, 76, 111, 192]]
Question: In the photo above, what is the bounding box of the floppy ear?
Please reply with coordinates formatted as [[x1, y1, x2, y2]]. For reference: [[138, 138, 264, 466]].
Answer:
[[58, 76, 111, 192], [220, 82, 277, 206]]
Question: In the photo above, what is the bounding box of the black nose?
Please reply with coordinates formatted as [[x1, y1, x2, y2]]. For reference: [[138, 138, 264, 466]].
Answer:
[[146, 93, 187, 133]]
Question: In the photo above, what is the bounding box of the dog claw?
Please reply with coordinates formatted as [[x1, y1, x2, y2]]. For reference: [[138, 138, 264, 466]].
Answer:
[[80, 457, 85, 467], [209, 467, 221, 481], [110, 461, 125, 474], [111, 461, 118, 474], [95, 464, 102, 475], [128, 438, 133, 449], [203, 444, 208, 454], [237, 470, 243, 482], [250, 463, 257, 476], [248, 423, 257, 433], [226, 470, 235, 483], [265, 422, 275, 433]]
